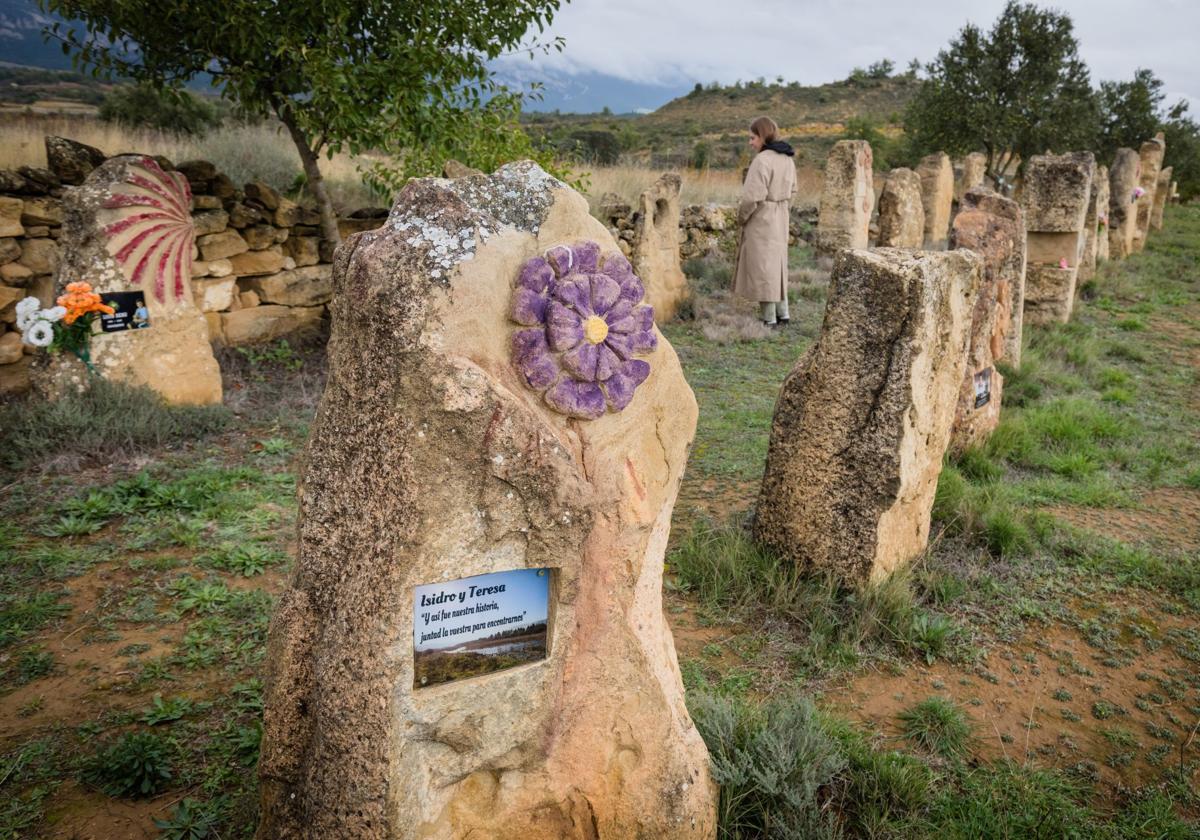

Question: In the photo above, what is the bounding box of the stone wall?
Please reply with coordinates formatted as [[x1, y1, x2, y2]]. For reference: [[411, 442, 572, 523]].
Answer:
[[0, 136, 387, 395]]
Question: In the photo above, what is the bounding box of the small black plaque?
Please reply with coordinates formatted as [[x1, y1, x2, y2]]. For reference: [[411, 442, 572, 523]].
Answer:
[[973, 368, 993, 409], [98, 291, 151, 333]]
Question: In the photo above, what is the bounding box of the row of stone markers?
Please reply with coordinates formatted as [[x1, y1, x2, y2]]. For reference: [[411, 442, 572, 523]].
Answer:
[[0, 136, 389, 398], [761, 134, 1175, 586]]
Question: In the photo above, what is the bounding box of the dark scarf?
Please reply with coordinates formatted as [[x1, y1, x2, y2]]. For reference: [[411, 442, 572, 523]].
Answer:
[[763, 140, 795, 157]]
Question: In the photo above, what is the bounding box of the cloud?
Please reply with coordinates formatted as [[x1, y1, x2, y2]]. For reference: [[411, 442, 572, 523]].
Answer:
[[501, 0, 1198, 109]]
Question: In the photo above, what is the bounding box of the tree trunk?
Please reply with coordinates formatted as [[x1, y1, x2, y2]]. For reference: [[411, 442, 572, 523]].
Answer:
[[277, 104, 341, 246]]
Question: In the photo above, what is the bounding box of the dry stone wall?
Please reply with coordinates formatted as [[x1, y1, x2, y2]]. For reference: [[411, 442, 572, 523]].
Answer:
[[0, 136, 387, 396]]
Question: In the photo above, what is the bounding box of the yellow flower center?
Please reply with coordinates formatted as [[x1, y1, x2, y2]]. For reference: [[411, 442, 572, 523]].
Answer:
[[584, 315, 609, 345]]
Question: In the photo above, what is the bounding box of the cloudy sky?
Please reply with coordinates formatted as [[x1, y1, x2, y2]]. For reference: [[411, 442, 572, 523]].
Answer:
[[499, 0, 1198, 113]]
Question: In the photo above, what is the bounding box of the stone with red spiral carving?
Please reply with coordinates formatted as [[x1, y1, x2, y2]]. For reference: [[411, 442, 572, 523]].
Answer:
[[99, 156, 195, 304]]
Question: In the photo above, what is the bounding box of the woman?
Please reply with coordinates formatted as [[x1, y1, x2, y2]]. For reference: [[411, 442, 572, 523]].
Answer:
[[733, 116, 797, 327]]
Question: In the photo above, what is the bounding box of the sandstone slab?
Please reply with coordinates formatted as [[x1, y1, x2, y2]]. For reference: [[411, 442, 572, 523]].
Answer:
[[1107, 149, 1140, 259], [917, 152, 954, 249], [245, 265, 332, 307], [282, 235, 320, 267], [632, 172, 689, 322], [20, 197, 64, 227], [1021, 152, 1095, 325], [949, 189, 1025, 450], [198, 229, 249, 261], [0, 330, 22, 365], [34, 155, 222, 405], [0, 355, 31, 395], [876, 167, 923, 248], [220, 303, 322, 345], [1151, 166, 1172, 232], [192, 209, 229, 236], [0, 197, 23, 238], [753, 248, 980, 584], [228, 246, 284, 277], [192, 276, 237, 312], [954, 152, 988, 204], [18, 238, 58, 276], [1133, 137, 1165, 252], [256, 161, 714, 839], [817, 140, 874, 254], [45, 136, 107, 185]]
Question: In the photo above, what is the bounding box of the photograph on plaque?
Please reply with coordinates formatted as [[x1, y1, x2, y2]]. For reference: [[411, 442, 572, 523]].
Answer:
[[973, 367, 993, 409], [98, 291, 151, 333], [413, 567, 550, 689]]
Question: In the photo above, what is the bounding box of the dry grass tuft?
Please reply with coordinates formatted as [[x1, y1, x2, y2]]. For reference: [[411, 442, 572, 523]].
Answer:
[[0, 113, 379, 210]]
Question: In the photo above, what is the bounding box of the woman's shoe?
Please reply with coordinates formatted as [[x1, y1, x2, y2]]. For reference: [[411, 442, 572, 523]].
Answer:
[[778, 318, 790, 327]]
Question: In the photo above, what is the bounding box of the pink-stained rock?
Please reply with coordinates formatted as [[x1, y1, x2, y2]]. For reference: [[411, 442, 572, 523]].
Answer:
[[1020, 151, 1095, 325]]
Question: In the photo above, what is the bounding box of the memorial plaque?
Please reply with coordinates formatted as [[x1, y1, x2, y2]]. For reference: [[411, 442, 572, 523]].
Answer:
[[413, 567, 550, 688], [98, 290, 152, 333], [973, 368, 993, 409]]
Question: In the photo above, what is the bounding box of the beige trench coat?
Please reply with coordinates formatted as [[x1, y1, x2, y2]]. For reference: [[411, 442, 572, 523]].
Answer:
[[733, 149, 797, 302]]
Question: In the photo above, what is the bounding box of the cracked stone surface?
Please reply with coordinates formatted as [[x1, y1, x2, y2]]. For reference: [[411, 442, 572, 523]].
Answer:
[[256, 161, 714, 840], [753, 247, 980, 585]]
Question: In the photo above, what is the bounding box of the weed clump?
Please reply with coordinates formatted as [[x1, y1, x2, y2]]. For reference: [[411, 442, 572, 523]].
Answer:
[[80, 731, 173, 798]]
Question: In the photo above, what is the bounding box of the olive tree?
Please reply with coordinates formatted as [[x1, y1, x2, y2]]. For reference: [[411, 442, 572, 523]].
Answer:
[[41, 0, 566, 242], [903, 1, 1097, 184]]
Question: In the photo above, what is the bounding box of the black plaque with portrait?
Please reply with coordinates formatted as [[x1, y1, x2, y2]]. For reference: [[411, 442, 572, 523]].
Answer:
[[98, 291, 152, 333]]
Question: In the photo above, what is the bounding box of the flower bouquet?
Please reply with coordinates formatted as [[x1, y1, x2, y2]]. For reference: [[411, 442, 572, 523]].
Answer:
[[17, 281, 114, 374], [1132, 186, 1146, 204]]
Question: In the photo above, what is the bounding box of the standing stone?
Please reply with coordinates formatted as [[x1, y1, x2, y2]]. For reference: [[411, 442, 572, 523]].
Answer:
[[917, 152, 954, 249], [631, 172, 689, 323], [35, 155, 221, 405], [1133, 137, 1165, 252], [816, 140, 874, 255], [1093, 165, 1110, 265], [954, 152, 988, 204], [949, 189, 1026, 450], [1108, 148, 1141, 260], [257, 162, 715, 839], [1078, 164, 1107, 283], [1151, 166, 1172, 232], [875, 168, 924, 248], [753, 248, 981, 585], [1020, 151, 1095, 325]]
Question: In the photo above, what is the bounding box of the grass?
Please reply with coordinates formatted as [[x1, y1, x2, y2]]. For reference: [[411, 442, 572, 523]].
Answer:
[[898, 696, 973, 758], [0, 112, 379, 210], [0, 378, 230, 473]]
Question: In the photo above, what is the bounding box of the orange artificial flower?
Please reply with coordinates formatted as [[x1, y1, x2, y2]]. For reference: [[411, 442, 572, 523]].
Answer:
[[57, 281, 114, 325]]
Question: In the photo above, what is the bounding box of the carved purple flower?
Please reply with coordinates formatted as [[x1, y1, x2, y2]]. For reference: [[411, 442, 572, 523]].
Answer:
[[510, 241, 657, 419]]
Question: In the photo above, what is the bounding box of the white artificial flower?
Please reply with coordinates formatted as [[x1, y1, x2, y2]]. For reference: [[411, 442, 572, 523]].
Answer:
[[14, 297, 41, 331], [23, 319, 54, 348], [41, 305, 67, 322]]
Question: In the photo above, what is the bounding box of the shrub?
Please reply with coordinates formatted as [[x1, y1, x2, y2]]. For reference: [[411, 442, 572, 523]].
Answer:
[[99, 83, 220, 136], [689, 692, 845, 839], [0, 379, 229, 472], [81, 731, 173, 797]]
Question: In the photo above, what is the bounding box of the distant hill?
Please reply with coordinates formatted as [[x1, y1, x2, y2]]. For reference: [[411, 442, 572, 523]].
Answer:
[[524, 75, 921, 170]]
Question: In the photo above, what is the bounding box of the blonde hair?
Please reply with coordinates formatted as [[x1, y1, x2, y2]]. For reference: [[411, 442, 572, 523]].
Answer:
[[750, 116, 779, 145]]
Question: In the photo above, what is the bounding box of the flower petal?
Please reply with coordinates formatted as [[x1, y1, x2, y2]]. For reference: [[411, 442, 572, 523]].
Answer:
[[595, 342, 621, 381], [602, 360, 651, 411], [618, 272, 645, 304], [604, 332, 635, 360], [510, 287, 548, 326], [600, 252, 632, 282], [518, 258, 554, 293], [553, 278, 593, 316], [511, 330, 559, 390], [562, 342, 600, 381], [545, 378, 606, 419], [634, 305, 655, 332], [572, 241, 600, 273], [631, 329, 658, 354], [546, 245, 574, 277], [547, 301, 584, 351], [589, 273, 621, 315]]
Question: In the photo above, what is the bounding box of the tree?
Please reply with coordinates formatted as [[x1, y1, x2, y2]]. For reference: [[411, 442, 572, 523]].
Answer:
[[1163, 101, 1200, 201], [1097, 68, 1165, 158], [99, 82, 219, 136], [41, 0, 565, 244], [866, 59, 895, 79], [903, 1, 1098, 185]]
